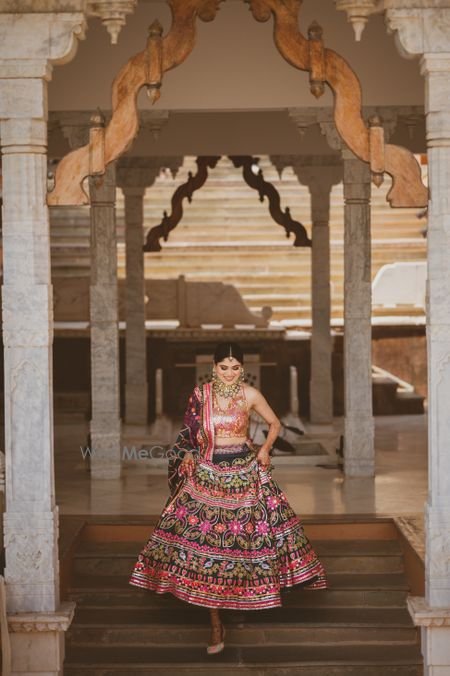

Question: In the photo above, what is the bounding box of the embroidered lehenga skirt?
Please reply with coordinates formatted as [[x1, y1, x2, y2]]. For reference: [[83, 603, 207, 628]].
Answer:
[[129, 441, 328, 609]]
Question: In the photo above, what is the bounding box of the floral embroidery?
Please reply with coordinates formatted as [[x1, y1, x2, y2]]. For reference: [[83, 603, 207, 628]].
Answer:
[[130, 444, 328, 609]]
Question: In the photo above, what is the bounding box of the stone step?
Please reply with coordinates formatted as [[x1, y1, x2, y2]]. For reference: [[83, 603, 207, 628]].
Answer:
[[71, 572, 410, 593], [73, 553, 403, 577], [64, 643, 422, 675], [138, 191, 416, 207], [67, 618, 417, 647], [75, 538, 403, 557], [50, 223, 423, 242], [69, 606, 415, 630], [49, 151, 427, 327], [395, 391, 426, 415], [73, 539, 405, 577], [69, 587, 409, 609], [50, 242, 425, 257]]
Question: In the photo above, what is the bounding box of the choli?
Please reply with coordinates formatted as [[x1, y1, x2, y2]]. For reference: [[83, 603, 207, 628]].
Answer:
[[213, 386, 249, 438]]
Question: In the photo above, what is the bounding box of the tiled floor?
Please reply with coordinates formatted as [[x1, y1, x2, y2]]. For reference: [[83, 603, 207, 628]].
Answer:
[[54, 414, 428, 519]]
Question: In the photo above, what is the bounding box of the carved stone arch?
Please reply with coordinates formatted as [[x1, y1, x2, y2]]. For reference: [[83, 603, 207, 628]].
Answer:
[[144, 155, 310, 251], [47, 0, 427, 209]]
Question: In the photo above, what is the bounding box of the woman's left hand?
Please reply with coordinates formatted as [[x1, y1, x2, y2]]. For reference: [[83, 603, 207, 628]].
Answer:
[[256, 447, 271, 469]]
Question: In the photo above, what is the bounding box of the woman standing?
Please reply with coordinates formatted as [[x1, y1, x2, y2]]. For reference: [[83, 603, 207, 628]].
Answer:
[[129, 341, 328, 654]]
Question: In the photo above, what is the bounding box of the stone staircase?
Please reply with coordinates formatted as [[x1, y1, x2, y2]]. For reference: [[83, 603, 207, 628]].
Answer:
[[63, 520, 423, 675], [49, 155, 427, 325]]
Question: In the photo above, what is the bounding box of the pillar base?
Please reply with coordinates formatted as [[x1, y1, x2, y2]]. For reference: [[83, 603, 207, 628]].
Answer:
[[408, 596, 450, 676], [8, 601, 75, 676], [343, 414, 374, 477]]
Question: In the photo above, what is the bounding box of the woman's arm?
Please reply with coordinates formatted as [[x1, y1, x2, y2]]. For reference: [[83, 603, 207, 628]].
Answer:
[[246, 386, 281, 467]]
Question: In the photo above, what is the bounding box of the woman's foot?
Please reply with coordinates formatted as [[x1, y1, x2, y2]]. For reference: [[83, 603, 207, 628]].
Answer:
[[206, 621, 225, 655]]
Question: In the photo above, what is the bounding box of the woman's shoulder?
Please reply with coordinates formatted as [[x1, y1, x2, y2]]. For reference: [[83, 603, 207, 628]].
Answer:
[[242, 382, 260, 404]]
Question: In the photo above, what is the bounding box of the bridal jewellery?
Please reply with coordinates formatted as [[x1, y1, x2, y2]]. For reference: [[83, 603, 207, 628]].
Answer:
[[211, 366, 245, 398]]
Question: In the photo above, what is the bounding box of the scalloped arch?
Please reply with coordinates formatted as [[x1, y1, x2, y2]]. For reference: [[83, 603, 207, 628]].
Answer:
[[47, 0, 427, 209]]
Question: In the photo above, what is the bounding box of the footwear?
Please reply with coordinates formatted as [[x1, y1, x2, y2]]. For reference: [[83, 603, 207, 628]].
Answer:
[[206, 622, 226, 655]]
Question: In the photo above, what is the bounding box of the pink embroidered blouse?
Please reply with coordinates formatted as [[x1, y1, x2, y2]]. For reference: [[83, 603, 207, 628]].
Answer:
[[212, 386, 249, 438]]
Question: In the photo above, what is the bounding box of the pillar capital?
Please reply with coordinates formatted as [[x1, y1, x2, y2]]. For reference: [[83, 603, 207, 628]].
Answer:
[[56, 111, 96, 149], [293, 162, 343, 223], [141, 110, 170, 142], [385, 6, 450, 59], [0, 12, 86, 80], [293, 163, 343, 194], [116, 164, 160, 193], [342, 149, 372, 203], [320, 113, 399, 154], [419, 53, 450, 149], [117, 156, 184, 191], [287, 108, 318, 140]]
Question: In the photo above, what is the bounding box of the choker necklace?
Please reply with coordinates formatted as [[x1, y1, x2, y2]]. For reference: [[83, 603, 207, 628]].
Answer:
[[212, 378, 241, 398]]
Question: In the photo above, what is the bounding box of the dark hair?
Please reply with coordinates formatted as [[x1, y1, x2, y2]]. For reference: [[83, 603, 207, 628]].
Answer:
[[213, 341, 244, 365]]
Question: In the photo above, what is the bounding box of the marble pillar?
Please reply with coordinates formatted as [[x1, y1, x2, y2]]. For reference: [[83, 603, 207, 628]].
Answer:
[[117, 162, 164, 428], [0, 11, 85, 674], [384, 9, 450, 673], [123, 186, 148, 425], [308, 183, 334, 424], [89, 163, 122, 479], [342, 149, 374, 477], [291, 160, 342, 425]]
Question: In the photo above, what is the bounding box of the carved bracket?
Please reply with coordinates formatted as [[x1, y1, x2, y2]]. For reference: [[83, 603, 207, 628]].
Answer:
[[48, 0, 427, 209], [144, 156, 220, 252], [144, 155, 310, 250], [229, 156, 310, 247], [245, 0, 428, 207], [48, 0, 224, 206]]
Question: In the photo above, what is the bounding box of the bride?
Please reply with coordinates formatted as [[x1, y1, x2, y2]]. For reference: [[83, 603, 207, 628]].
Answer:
[[129, 340, 328, 654]]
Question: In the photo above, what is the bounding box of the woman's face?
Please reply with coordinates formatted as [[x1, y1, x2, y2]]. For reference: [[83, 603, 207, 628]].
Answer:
[[213, 357, 242, 385]]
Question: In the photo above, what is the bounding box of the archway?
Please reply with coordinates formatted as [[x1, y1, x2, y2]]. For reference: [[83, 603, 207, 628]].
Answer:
[[47, 0, 427, 209]]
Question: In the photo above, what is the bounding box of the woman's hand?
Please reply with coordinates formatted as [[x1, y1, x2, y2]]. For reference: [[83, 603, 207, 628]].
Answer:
[[256, 446, 271, 469], [179, 451, 195, 478]]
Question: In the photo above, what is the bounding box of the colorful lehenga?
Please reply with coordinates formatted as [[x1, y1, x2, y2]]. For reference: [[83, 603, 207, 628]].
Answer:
[[129, 382, 328, 609]]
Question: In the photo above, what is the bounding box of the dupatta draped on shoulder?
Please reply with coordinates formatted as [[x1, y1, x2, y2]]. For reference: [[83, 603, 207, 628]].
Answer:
[[167, 382, 215, 496]]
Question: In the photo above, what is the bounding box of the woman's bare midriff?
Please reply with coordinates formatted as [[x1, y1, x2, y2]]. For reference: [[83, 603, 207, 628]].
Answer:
[[215, 436, 248, 446]]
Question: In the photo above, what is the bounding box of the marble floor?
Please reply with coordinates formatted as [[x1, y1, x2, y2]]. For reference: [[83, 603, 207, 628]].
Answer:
[[53, 413, 428, 520]]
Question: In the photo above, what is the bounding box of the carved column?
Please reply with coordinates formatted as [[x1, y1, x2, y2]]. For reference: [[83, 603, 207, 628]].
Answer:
[[342, 149, 374, 477], [123, 186, 148, 425], [385, 10, 450, 674], [292, 160, 342, 425], [319, 122, 374, 476], [309, 182, 334, 424], [117, 160, 175, 427], [0, 11, 85, 675], [89, 163, 122, 479]]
